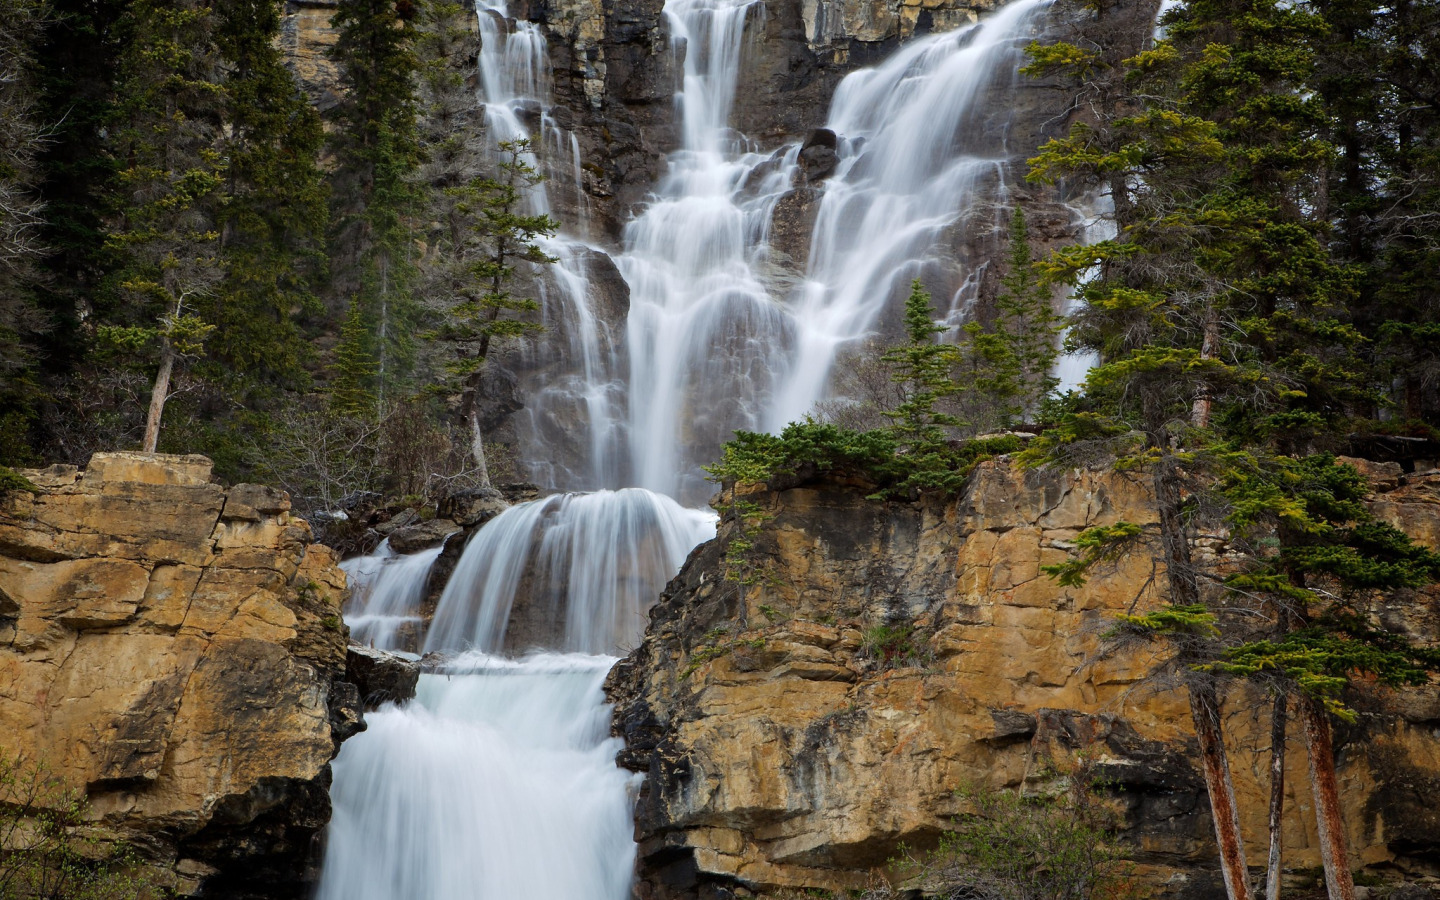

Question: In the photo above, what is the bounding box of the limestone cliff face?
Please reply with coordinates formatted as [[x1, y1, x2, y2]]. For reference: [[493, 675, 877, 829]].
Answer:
[[606, 459, 1440, 899], [0, 453, 361, 900]]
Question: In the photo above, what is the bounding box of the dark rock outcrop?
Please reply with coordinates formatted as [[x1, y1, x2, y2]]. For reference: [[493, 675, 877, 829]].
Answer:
[[346, 645, 423, 710]]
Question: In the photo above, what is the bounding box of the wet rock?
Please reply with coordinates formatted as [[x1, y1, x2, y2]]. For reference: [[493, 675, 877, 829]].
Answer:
[[346, 645, 422, 710], [796, 128, 840, 183], [387, 518, 462, 554], [438, 487, 511, 528]]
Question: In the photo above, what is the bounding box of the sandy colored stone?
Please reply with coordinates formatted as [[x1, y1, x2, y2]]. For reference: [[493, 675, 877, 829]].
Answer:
[[609, 459, 1440, 899], [0, 453, 358, 900]]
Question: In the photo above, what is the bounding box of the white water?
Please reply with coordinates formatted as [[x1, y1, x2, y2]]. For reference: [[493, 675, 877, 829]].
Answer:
[[425, 489, 716, 655], [320, 0, 1057, 895], [340, 540, 442, 650], [317, 653, 639, 900]]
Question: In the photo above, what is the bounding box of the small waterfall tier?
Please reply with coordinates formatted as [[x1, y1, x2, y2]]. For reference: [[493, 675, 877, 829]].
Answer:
[[340, 540, 442, 651], [425, 489, 717, 656]]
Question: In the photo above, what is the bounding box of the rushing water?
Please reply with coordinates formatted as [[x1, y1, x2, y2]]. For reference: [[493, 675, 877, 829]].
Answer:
[[318, 0, 1056, 895], [340, 540, 442, 651]]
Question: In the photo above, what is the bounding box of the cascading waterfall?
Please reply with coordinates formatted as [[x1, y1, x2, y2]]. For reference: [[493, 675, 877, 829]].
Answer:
[[340, 540, 442, 650], [424, 489, 716, 655], [319, 0, 1058, 894]]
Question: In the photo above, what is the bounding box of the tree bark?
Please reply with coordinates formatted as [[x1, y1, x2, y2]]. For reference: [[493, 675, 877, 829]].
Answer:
[[469, 405, 491, 488], [1266, 691, 1288, 900], [1300, 697, 1355, 900], [1189, 679, 1254, 900], [142, 344, 175, 454], [1192, 306, 1219, 428]]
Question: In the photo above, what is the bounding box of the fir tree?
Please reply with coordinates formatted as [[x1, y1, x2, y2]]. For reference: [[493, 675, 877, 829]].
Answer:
[[326, 0, 425, 417]]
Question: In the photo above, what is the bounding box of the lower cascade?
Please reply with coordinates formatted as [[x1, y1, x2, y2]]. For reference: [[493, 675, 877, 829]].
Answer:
[[316, 653, 638, 900]]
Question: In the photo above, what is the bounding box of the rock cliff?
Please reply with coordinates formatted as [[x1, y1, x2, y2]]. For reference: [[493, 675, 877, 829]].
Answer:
[[0, 453, 362, 899], [606, 459, 1440, 899]]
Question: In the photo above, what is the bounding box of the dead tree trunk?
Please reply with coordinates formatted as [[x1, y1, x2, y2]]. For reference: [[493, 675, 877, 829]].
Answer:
[[1300, 697, 1356, 900], [142, 343, 175, 454], [1266, 691, 1288, 900], [468, 405, 491, 489]]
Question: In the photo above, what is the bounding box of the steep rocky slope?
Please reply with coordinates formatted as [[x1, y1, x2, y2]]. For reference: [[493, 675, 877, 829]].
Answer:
[[607, 459, 1440, 899], [0, 453, 362, 899]]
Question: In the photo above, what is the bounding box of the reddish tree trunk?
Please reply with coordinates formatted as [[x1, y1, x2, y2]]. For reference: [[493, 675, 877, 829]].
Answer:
[[1189, 680, 1254, 900], [1300, 698, 1356, 900]]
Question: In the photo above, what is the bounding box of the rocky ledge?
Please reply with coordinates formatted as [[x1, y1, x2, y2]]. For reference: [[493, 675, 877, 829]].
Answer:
[[607, 458, 1440, 899], [0, 452, 362, 899]]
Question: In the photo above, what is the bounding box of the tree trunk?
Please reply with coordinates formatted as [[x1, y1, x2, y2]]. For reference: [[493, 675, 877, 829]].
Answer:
[[1192, 307, 1219, 428], [142, 344, 175, 454], [1189, 679, 1254, 900], [469, 406, 491, 488], [1266, 691, 1288, 900], [1300, 697, 1355, 900]]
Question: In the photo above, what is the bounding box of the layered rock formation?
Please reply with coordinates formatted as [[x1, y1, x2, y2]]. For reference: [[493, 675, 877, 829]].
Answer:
[[0, 453, 361, 899], [607, 459, 1440, 898]]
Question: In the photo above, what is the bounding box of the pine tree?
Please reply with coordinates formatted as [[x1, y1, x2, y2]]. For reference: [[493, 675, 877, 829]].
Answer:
[[209, 0, 329, 393], [101, 0, 224, 453], [431, 139, 556, 483], [883, 280, 962, 448]]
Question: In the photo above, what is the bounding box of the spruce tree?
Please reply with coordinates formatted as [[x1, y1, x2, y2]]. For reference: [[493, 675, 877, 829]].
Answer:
[[326, 0, 424, 417], [210, 0, 329, 393]]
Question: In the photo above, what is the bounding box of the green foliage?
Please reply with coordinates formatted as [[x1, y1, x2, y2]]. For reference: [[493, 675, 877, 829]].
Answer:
[[430, 139, 556, 380], [887, 780, 1143, 900], [859, 623, 929, 669], [0, 465, 38, 494], [0, 752, 154, 899], [1041, 522, 1145, 587], [706, 419, 1024, 498], [883, 280, 963, 447], [1112, 604, 1220, 639], [326, 0, 425, 415]]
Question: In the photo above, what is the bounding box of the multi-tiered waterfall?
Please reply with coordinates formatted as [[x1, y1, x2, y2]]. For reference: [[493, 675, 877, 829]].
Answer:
[[316, 0, 1053, 894]]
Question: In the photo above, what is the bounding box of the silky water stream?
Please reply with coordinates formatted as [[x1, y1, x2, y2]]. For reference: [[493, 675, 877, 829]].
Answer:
[[316, 0, 1054, 894]]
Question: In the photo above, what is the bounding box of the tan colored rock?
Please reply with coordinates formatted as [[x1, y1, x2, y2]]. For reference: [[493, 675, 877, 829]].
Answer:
[[0, 453, 359, 900], [608, 458, 1440, 899]]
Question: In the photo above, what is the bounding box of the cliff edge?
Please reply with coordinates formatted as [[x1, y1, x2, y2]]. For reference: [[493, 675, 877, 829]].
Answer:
[[0, 452, 361, 899], [607, 458, 1440, 899]]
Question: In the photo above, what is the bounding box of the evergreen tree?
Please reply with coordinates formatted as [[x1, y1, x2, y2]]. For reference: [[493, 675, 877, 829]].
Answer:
[[883, 280, 962, 449], [326, 0, 425, 417], [430, 139, 555, 484], [100, 0, 224, 453], [210, 0, 329, 393]]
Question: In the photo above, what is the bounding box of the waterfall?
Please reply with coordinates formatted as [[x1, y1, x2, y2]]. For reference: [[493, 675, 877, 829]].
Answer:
[[316, 653, 638, 900], [339, 540, 442, 651], [424, 489, 716, 655], [319, 0, 1058, 894]]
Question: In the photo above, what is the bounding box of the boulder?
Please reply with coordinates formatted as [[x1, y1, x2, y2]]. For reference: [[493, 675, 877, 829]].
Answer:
[[346, 645, 422, 710]]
